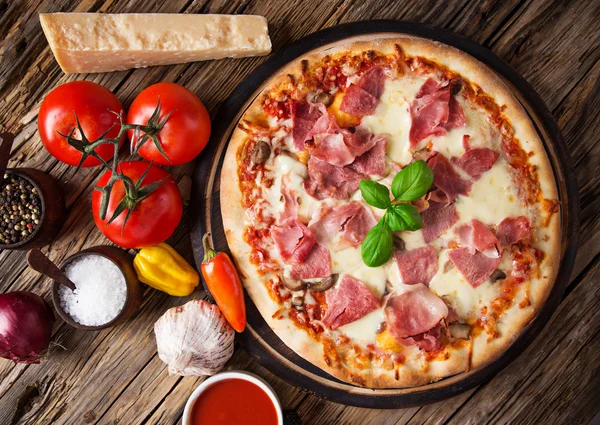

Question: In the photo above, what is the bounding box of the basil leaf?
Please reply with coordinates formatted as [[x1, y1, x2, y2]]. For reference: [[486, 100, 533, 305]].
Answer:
[[391, 160, 434, 201], [388, 203, 422, 231], [385, 207, 405, 232], [359, 180, 391, 209], [361, 221, 393, 267]]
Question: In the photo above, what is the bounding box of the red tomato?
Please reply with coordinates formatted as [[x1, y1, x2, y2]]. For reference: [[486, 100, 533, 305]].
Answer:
[[127, 82, 211, 166], [92, 161, 183, 248], [38, 81, 124, 167]]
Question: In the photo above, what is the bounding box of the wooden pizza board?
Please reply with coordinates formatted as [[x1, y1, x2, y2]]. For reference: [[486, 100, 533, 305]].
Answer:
[[189, 20, 579, 408]]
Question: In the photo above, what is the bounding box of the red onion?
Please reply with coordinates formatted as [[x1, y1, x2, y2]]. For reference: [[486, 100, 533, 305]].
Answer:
[[0, 291, 55, 364]]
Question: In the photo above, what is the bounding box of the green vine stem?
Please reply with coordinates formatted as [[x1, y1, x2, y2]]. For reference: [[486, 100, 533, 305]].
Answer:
[[59, 102, 172, 230]]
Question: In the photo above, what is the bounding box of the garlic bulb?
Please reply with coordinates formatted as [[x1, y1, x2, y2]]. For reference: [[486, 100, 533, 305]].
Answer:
[[154, 300, 234, 376]]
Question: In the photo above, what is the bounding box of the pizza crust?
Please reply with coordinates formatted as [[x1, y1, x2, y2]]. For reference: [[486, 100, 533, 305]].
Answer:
[[220, 35, 561, 387]]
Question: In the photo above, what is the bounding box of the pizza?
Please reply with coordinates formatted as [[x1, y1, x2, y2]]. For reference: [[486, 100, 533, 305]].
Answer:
[[220, 35, 560, 388]]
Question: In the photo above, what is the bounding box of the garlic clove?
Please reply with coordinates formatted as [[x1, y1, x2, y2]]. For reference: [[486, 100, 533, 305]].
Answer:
[[154, 300, 234, 376]]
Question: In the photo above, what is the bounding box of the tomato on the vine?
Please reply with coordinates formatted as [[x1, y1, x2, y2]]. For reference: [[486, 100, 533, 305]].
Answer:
[[127, 82, 211, 166], [38, 81, 124, 167], [92, 161, 183, 249]]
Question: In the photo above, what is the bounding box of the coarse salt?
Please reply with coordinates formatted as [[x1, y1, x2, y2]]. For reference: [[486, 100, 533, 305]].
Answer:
[[59, 254, 127, 326]]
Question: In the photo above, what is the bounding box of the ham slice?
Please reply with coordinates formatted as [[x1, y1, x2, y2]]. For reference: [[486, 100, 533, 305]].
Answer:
[[409, 78, 466, 148], [421, 201, 459, 243], [496, 216, 533, 246], [339, 84, 379, 116], [292, 101, 324, 150], [455, 219, 500, 258], [409, 85, 449, 146], [309, 201, 376, 250], [306, 109, 339, 141], [271, 217, 316, 264], [402, 322, 444, 352], [348, 135, 387, 177], [446, 96, 466, 130], [357, 66, 386, 98], [384, 284, 448, 339], [428, 152, 471, 203], [451, 148, 499, 180], [304, 156, 364, 200], [416, 78, 440, 97], [322, 275, 380, 330], [448, 248, 501, 287], [308, 125, 378, 167], [290, 243, 332, 280], [342, 126, 378, 157], [394, 246, 439, 286], [339, 66, 386, 116], [309, 133, 355, 166]]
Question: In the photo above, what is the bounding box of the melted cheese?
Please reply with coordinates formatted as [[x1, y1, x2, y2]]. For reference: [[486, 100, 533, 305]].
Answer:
[[330, 249, 387, 298], [361, 77, 428, 165], [263, 154, 320, 223], [429, 250, 503, 320], [454, 158, 526, 225], [337, 307, 384, 345], [429, 101, 499, 157]]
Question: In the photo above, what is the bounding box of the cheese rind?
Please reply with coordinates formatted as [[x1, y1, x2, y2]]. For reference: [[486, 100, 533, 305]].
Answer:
[[39, 13, 272, 74]]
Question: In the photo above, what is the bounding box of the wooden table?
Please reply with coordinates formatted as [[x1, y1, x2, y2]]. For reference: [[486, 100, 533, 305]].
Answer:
[[1, 0, 598, 424]]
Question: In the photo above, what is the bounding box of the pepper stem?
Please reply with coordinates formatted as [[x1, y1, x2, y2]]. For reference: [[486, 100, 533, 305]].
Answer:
[[202, 232, 218, 262]]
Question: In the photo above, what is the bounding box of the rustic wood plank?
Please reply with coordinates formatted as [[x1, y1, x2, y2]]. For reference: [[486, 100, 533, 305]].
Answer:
[[449, 0, 525, 44], [405, 390, 477, 425], [552, 59, 600, 280], [0, 0, 598, 424], [487, 0, 600, 111]]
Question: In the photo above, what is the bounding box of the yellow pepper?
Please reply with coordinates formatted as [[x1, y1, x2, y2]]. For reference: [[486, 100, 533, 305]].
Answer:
[[133, 243, 200, 296]]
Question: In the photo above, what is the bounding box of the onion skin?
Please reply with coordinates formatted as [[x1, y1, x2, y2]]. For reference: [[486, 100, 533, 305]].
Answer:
[[0, 291, 55, 364]]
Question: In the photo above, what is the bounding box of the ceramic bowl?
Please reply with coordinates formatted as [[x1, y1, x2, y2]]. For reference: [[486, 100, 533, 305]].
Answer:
[[182, 371, 283, 425]]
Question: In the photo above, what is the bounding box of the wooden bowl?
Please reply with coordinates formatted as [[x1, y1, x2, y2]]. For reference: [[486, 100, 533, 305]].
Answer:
[[51, 245, 143, 331], [0, 168, 66, 250]]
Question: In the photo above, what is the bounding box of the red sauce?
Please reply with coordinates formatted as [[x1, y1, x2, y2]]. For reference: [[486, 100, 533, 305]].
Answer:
[[190, 378, 278, 425]]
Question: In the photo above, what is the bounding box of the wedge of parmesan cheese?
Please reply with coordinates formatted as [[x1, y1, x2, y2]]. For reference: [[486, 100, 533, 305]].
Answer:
[[39, 13, 272, 74]]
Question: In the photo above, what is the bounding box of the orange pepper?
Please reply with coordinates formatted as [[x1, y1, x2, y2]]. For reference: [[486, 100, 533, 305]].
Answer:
[[200, 233, 246, 332]]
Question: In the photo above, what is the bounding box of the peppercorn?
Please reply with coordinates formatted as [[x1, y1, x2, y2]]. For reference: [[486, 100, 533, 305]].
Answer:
[[0, 174, 42, 246]]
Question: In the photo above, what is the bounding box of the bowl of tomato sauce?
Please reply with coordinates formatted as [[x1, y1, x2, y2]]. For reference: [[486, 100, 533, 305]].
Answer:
[[182, 371, 283, 425]]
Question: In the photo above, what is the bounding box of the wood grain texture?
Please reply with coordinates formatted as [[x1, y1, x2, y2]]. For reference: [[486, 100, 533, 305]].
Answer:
[[0, 0, 598, 424]]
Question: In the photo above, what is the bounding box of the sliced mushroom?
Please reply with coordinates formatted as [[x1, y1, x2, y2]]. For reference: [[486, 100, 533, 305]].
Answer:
[[307, 91, 334, 107], [291, 295, 304, 310], [449, 78, 463, 95], [384, 281, 393, 296], [308, 274, 339, 292], [250, 141, 271, 165], [413, 148, 430, 161], [490, 269, 507, 283], [449, 323, 471, 340], [393, 235, 405, 251], [280, 276, 306, 292]]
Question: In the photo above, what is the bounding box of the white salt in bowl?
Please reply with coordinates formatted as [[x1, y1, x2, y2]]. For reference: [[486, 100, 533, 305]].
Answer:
[[51, 246, 142, 331]]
